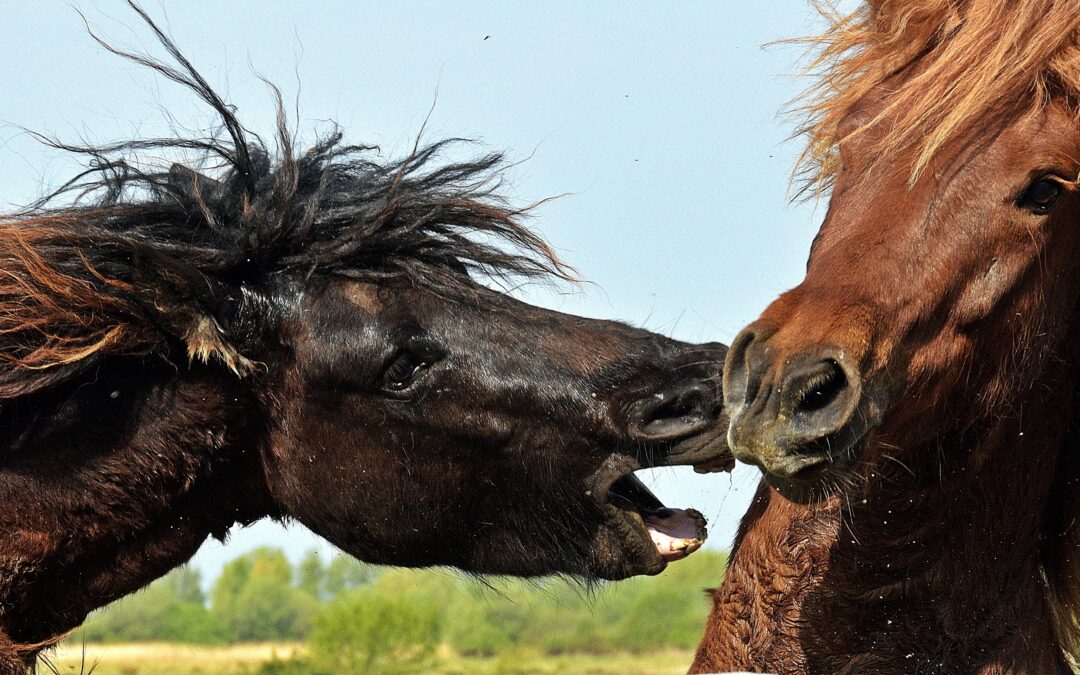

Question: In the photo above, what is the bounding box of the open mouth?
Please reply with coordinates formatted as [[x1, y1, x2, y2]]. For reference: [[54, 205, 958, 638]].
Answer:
[[588, 436, 733, 579], [607, 473, 708, 562]]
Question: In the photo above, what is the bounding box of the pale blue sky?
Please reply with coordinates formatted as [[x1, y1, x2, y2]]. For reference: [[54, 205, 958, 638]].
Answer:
[[0, 2, 828, 583]]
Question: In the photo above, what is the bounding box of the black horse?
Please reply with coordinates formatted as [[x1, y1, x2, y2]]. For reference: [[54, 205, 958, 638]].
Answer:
[[0, 5, 730, 671]]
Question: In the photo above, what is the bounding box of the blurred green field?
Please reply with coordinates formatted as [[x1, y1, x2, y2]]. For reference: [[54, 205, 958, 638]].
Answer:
[[54, 548, 725, 675], [48, 642, 696, 675]]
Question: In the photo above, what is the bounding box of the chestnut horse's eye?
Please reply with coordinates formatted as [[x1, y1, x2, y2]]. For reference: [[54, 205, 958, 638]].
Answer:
[[383, 352, 428, 391], [1017, 178, 1065, 214]]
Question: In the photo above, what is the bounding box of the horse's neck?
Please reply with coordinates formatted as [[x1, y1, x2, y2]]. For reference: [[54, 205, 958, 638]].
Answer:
[[693, 405, 1072, 674], [0, 360, 271, 650]]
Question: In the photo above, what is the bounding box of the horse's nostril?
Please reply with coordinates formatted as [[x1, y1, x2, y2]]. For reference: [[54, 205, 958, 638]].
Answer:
[[628, 382, 716, 442], [779, 354, 860, 446], [727, 343, 865, 479], [667, 384, 706, 417], [792, 359, 848, 414]]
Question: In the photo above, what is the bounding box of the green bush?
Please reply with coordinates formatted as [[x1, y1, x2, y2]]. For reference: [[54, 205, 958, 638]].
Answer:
[[309, 586, 442, 673], [442, 579, 532, 656], [437, 551, 726, 656], [297, 550, 381, 601], [227, 577, 318, 641], [211, 547, 319, 641], [77, 567, 227, 644]]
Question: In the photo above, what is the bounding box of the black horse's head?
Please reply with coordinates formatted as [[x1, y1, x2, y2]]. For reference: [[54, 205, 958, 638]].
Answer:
[[189, 131, 730, 579], [252, 270, 727, 579], [0, 9, 730, 582], [264, 272, 727, 579]]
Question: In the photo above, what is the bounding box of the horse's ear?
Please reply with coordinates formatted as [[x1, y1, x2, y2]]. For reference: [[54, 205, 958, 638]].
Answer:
[[182, 313, 257, 376], [167, 163, 226, 204], [132, 252, 257, 376]]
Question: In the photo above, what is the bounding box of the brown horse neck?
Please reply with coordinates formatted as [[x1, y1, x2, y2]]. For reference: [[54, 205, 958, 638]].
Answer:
[[693, 403, 1072, 674], [0, 359, 273, 668]]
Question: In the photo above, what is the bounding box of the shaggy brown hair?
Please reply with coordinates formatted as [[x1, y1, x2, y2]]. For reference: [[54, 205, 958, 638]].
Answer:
[[794, 0, 1080, 194]]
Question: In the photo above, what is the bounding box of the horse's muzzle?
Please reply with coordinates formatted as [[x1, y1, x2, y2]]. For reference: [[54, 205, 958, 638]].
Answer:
[[723, 326, 873, 488]]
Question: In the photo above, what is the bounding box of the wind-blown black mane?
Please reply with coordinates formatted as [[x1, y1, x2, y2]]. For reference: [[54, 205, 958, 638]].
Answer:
[[0, 2, 569, 400]]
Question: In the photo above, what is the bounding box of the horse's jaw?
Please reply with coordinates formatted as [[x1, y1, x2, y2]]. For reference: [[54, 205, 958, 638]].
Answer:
[[585, 441, 732, 580]]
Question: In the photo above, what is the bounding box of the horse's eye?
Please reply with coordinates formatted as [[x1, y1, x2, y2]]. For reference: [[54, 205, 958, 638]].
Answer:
[[1018, 178, 1065, 214], [383, 352, 428, 391]]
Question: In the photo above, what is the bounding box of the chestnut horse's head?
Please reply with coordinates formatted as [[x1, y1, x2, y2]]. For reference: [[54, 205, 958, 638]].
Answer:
[[724, 2, 1080, 499]]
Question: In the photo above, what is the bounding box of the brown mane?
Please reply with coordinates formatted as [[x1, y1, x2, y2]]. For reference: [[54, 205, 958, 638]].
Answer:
[[796, 0, 1080, 193], [0, 167, 565, 401], [0, 219, 153, 398], [0, 109, 571, 405]]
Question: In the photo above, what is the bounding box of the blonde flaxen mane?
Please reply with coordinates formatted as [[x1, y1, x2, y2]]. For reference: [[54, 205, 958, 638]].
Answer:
[[796, 0, 1080, 193]]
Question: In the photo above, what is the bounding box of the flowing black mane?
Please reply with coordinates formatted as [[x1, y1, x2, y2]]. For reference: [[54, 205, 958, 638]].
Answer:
[[0, 3, 569, 400]]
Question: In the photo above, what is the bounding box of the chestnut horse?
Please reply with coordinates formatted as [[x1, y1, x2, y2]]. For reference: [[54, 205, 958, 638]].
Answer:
[[693, 2, 1080, 673], [0, 6, 732, 672]]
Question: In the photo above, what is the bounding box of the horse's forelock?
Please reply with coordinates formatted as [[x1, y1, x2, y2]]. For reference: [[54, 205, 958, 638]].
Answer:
[[793, 0, 1080, 197]]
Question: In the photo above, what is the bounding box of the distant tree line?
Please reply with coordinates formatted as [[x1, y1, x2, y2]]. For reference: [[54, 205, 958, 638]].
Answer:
[[74, 546, 726, 672], [77, 548, 376, 644]]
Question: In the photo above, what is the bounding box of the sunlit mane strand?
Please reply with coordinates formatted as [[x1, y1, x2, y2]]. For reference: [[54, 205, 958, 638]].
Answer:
[[793, 0, 1080, 195]]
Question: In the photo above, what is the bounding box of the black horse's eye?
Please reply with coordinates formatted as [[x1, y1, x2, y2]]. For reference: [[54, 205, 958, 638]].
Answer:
[[1017, 178, 1065, 214], [383, 352, 428, 391]]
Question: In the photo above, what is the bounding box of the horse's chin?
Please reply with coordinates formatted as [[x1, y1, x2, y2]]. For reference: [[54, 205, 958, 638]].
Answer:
[[586, 440, 732, 580], [761, 436, 869, 505]]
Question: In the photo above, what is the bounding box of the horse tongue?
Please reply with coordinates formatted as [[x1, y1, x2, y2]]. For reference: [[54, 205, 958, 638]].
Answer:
[[644, 508, 707, 562]]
